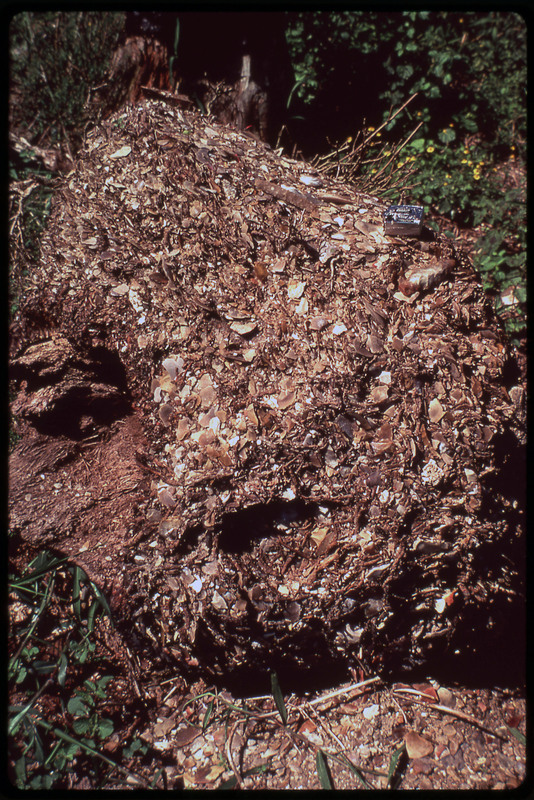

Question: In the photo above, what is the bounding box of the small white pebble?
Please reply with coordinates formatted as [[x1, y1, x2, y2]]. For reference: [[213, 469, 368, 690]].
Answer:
[[363, 704, 380, 719]]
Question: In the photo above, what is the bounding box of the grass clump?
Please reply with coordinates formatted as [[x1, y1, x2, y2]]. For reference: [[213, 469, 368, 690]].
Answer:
[[8, 549, 149, 789]]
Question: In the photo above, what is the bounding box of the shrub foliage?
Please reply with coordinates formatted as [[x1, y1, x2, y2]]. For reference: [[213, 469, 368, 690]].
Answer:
[[285, 11, 526, 338], [9, 12, 124, 149]]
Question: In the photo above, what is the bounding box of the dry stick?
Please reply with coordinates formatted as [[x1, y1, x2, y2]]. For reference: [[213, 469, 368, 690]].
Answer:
[[392, 689, 507, 740], [269, 712, 361, 774], [9, 181, 39, 236], [61, 123, 74, 165], [182, 688, 381, 786], [369, 120, 424, 185], [362, 155, 419, 195], [9, 197, 24, 239], [318, 94, 421, 189], [283, 713, 379, 786], [349, 92, 420, 188], [391, 694, 409, 725], [225, 717, 244, 788], [304, 702, 345, 751], [312, 137, 358, 170], [299, 704, 380, 787], [362, 91, 419, 148], [308, 677, 382, 707]]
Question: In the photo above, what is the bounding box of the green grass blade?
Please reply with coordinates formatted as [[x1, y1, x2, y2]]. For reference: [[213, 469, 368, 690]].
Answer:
[[387, 743, 406, 788], [150, 768, 165, 788], [217, 774, 238, 790], [217, 764, 269, 790], [340, 755, 373, 788], [87, 599, 98, 633], [506, 725, 526, 745], [35, 716, 117, 769], [203, 699, 215, 731], [31, 726, 45, 765], [72, 566, 83, 623], [89, 581, 113, 621], [316, 750, 334, 789], [9, 701, 39, 737], [43, 739, 65, 770], [270, 671, 287, 725], [10, 552, 66, 590]]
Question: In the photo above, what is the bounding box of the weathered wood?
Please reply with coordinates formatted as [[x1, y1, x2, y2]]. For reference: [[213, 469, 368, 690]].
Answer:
[[94, 35, 172, 118]]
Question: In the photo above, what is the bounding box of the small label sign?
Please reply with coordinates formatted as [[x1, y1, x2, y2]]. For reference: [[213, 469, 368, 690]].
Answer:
[[383, 205, 424, 236]]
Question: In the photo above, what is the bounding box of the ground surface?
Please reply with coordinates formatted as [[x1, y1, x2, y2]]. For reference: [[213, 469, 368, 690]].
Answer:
[[8, 536, 527, 791]]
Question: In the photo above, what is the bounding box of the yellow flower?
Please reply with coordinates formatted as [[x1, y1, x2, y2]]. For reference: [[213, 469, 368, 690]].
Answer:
[[427, 146, 435, 153], [375, 132, 382, 137], [461, 159, 468, 164], [463, 148, 469, 154], [384, 150, 391, 156], [417, 111, 422, 117], [446, 174, 452, 178], [368, 126, 375, 132], [346, 136, 353, 143], [449, 123, 454, 127], [473, 174, 481, 180]]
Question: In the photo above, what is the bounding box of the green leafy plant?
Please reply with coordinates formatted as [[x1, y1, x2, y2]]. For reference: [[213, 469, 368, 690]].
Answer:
[[389, 130, 526, 340], [9, 12, 125, 149], [67, 677, 114, 740], [9, 163, 54, 320], [7, 550, 140, 789], [286, 11, 526, 341]]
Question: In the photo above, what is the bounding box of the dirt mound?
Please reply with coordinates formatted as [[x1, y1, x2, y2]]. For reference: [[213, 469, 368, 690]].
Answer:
[[9, 97, 525, 691]]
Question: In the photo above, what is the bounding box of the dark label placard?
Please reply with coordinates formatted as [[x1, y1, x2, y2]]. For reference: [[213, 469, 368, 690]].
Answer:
[[383, 205, 424, 236]]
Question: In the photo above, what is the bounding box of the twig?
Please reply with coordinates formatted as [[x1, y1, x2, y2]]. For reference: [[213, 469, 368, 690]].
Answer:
[[61, 123, 74, 165], [362, 91, 419, 147], [286, 716, 378, 787], [225, 717, 244, 788], [308, 677, 381, 706], [392, 689, 507, 740], [162, 684, 180, 704], [391, 693, 408, 724], [329, 255, 336, 295], [312, 93, 421, 193], [304, 702, 345, 751], [369, 120, 424, 185]]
